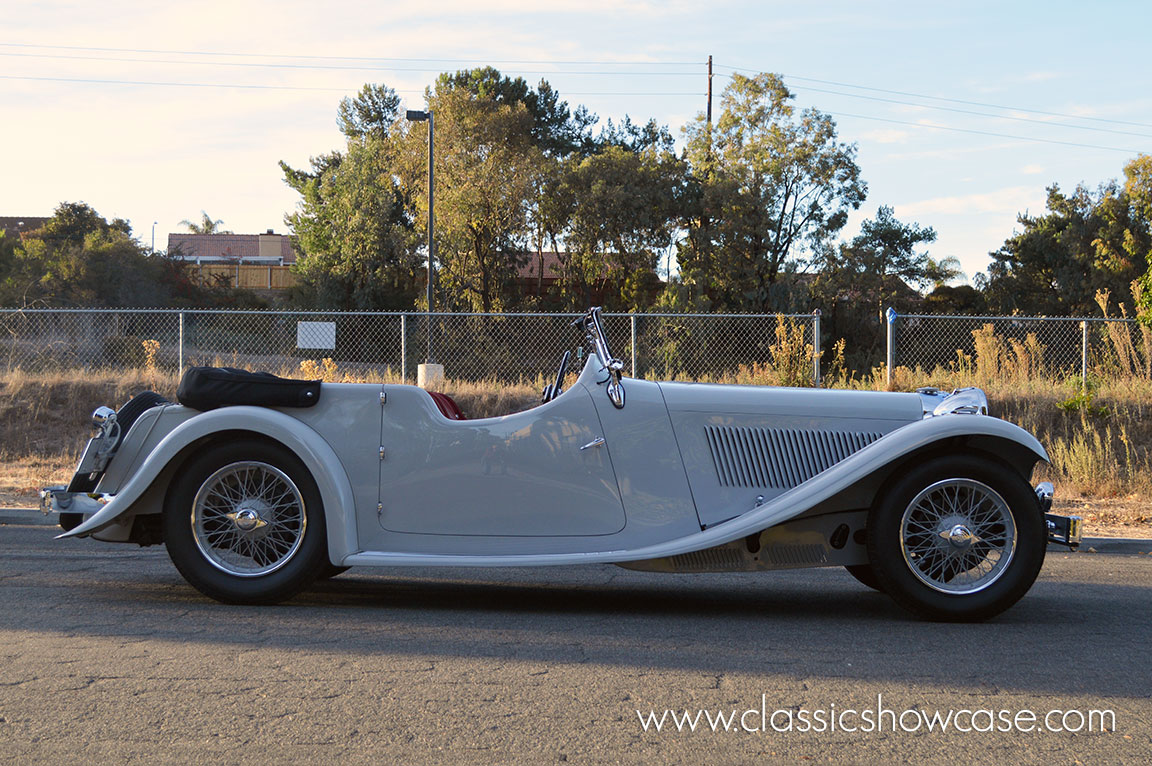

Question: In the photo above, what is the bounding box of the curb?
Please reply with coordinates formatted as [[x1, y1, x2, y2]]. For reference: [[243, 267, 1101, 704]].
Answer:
[[1053, 537, 1152, 556], [3, 508, 1150, 554]]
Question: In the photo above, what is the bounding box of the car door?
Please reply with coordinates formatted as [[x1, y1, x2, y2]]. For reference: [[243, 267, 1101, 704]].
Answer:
[[373, 382, 626, 538]]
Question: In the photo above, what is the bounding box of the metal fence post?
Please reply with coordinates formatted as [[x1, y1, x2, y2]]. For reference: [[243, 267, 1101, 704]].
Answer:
[[1081, 320, 1089, 391], [812, 309, 821, 387], [178, 311, 185, 376], [630, 313, 638, 378], [400, 313, 408, 382], [885, 307, 897, 388]]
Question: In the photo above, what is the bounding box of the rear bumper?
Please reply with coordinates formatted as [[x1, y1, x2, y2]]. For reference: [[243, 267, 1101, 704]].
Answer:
[[40, 486, 109, 516], [1035, 481, 1082, 549]]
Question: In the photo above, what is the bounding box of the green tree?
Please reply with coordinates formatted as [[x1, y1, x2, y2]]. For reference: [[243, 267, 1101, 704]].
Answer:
[[820, 206, 943, 312], [337, 83, 402, 139], [402, 80, 545, 312], [981, 179, 1150, 316], [596, 115, 674, 153], [281, 84, 423, 310], [922, 284, 987, 315], [808, 208, 944, 374], [0, 231, 23, 304], [436, 67, 596, 157], [179, 211, 228, 234], [1123, 155, 1152, 323], [427, 68, 600, 311], [555, 144, 685, 310], [679, 73, 866, 311], [6, 202, 236, 307]]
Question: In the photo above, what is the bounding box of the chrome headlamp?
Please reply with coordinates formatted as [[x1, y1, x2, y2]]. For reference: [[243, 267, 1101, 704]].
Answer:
[[917, 387, 988, 418], [91, 406, 117, 430]]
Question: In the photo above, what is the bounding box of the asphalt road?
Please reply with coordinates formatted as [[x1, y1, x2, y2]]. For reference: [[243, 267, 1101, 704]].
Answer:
[[1, 521, 1149, 765]]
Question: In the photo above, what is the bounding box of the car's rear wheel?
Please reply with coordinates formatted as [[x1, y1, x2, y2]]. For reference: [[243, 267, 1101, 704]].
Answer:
[[866, 454, 1046, 622], [163, 439, 329, 604], [316, 563, 350, 580]]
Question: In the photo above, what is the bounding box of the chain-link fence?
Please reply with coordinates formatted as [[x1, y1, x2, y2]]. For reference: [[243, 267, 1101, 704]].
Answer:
[[0, 309, 821, 385], [5, 307, 1148, 386], [889, 310, 1152, 383]]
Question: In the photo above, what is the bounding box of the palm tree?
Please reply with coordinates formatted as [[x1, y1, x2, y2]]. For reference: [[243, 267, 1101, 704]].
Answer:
[[179, 211, 228, 234]]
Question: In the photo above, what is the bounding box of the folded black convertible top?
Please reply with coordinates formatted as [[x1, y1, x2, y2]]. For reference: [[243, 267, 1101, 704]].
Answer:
[[176, 366, 321, 411]]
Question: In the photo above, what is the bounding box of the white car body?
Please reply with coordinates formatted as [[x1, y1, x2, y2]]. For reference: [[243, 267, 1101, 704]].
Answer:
[[43, 309, 1079, 619]]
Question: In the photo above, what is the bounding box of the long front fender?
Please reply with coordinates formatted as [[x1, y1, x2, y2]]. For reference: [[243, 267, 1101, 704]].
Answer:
[[644, 412, 1048, 558], [57, 406, 359, 562]]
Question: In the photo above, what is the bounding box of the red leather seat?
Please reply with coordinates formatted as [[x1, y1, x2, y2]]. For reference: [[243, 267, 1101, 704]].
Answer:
[[427, 391, 465, 420]]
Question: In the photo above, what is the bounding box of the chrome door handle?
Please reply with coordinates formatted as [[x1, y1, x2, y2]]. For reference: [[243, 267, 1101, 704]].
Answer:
[[580, 437, 606, 451]]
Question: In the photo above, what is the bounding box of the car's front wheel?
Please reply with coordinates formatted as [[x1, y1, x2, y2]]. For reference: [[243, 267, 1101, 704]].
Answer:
[[866, 454, 1046, 622], [163, 439, 329, 604]]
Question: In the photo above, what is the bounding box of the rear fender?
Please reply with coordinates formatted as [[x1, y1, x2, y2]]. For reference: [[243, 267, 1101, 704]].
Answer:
[[58, 406, 358, 565]]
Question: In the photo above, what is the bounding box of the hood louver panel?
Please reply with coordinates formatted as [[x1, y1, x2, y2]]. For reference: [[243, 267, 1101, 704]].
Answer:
[[705, 425, 881, 489]]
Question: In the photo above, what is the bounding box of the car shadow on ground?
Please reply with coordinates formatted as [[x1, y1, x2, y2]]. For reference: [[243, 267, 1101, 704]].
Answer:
[[10, 555, 1150, 699]]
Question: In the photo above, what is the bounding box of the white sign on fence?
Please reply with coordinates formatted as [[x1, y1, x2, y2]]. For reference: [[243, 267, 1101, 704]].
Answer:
[[296, 321, 336, 350]]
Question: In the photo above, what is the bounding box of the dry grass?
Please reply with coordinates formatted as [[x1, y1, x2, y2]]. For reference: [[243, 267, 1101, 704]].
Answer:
[[0, 368, 179, 503]]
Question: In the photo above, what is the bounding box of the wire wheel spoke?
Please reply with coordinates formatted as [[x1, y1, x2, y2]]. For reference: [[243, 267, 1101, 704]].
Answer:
[[191, 461, 308, 577], [900, 478, 1016, 594]]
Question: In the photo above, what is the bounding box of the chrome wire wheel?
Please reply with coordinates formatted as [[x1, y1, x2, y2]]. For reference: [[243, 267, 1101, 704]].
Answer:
[[899, 478, 1016, 595], [191, 461, 307, 577]]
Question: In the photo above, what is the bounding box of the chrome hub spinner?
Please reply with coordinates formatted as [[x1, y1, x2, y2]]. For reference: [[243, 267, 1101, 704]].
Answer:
[[227, 507, 266, 531], [945, 523, 974, 548]]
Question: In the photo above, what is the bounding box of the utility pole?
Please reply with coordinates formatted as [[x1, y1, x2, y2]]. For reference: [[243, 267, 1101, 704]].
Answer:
[[706, 55, 713, 124]]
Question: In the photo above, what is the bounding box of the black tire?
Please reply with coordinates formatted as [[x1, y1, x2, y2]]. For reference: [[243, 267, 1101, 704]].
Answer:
[[163, 439, 329, 604], [114, 391, 171, 451], [68, 391, 171, 493], [316, 563, 350, 580], [844, 564, 885, 592], [866, 454, 1046, 622]]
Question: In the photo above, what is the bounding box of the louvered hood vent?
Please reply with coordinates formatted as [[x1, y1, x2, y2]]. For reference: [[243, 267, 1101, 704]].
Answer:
[[705, 425, 882, 489]]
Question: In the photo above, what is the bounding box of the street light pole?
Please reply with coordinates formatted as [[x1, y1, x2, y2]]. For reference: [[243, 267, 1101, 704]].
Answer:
[[406, 108, 435, 364], [151, 221, 157, 254], [427, 110, 435, 357]]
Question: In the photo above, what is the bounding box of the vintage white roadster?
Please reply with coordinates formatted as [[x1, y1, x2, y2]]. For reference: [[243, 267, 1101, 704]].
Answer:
[[42, 308, 1081, 621]]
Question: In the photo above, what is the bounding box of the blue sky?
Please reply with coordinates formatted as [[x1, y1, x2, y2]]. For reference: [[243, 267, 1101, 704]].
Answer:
[[3, 1, 1149, 285]]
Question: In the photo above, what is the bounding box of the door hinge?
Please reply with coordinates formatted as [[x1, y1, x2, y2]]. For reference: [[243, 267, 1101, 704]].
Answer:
[[379, 445, 386, 460], [376, 502, 383, 517], [379, 387, 387, 405]]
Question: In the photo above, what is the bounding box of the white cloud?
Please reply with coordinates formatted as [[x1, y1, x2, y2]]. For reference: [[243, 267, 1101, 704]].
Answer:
[[879, 140, 1026, 162], [895, 186, 1045, 218], [1021, 164, 1045, 175], [860, 128, 911, 144]]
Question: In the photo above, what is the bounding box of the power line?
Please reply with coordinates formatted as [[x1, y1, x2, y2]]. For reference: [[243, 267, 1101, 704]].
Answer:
[[0, 41, 700, 66], [827, 111, 1138, 154], [0, 74, 351, 93], [711, 72, 1152, 140], [0, 51, 702, 76], [0, 74, 700, 97], [716, 62, 1152, 131]]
